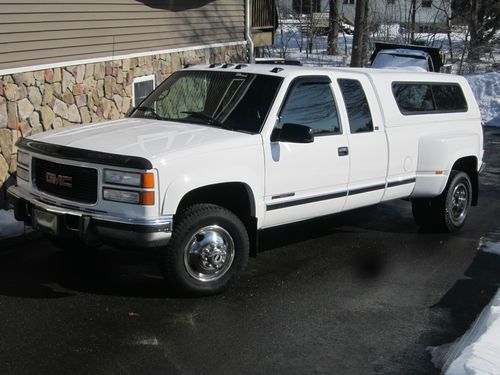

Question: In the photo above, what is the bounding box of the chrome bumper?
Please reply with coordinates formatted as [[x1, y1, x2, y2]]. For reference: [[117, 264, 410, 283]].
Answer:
[[7, 185, 172, 247]]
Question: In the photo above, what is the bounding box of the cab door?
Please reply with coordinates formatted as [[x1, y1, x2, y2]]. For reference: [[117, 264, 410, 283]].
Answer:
[[336, 76, 388, 211], [262, 76, 350, 228]]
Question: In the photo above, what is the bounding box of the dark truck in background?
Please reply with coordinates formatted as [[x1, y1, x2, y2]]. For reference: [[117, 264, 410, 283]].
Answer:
[[370, 42, 448, 72]]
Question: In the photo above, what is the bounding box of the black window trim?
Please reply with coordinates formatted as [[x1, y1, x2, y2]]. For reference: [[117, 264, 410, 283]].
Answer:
[[276, 75, 344, 138], [391, 81, 468, 116]]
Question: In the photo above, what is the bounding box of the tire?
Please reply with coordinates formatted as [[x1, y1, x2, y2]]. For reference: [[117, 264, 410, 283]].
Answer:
[[162, 204, 249, 296], [441, 171, 472, 232], [412, 171, 472, 232]]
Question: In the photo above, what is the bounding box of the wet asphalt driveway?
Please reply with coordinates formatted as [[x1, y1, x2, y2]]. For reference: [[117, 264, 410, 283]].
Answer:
[[0, 127, 499, 375]]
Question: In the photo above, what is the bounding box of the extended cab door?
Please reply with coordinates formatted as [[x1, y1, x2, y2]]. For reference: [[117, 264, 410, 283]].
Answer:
[[335, 76, 388, 210], [262, 76, 350, 228]]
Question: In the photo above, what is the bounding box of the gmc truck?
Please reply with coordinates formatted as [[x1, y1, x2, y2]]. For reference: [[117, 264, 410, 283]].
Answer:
[[8, 64, 484, 295]]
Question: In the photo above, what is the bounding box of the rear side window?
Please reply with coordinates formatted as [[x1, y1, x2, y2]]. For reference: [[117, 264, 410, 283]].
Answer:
[[338, 79, 373, 133], [392, 83, 467, 114]]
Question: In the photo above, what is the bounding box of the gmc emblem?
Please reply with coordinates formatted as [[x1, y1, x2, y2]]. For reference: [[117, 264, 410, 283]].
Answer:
[[45, 172, 73, 188]]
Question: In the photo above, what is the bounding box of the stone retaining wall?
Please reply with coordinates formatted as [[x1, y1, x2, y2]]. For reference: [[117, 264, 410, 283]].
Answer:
[[0, 44, 246, 207]]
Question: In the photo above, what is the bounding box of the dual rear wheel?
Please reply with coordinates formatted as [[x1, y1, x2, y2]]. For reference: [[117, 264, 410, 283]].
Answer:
[[412, 171, 472, 232]]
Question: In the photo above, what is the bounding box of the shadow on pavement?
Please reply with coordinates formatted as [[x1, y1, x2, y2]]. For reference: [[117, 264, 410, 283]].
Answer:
[[0, 243, 182, 299], [0, 196, 420, 301], [374, 243, 500, 374]]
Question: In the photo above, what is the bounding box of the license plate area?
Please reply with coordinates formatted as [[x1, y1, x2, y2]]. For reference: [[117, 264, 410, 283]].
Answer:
[[32, 208, 60, 235]]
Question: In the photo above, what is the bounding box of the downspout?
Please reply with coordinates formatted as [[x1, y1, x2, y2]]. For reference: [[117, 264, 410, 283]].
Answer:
[[245, 0, 255, 63]]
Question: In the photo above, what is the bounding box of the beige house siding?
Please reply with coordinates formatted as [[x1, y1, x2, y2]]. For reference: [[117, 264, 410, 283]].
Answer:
[[0, 0, 245, 70]]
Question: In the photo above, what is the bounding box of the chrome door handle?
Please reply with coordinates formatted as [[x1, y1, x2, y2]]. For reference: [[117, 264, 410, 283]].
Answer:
[[338, 146, 349, 156]]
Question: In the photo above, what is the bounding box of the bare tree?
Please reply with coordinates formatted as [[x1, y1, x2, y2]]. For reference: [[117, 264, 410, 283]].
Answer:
[[351, 0, 367, 66], [275, 1, 303, 58], [327, 0, 340, 54], [452, 0, 499, 62], [409, 0, 417, 42]]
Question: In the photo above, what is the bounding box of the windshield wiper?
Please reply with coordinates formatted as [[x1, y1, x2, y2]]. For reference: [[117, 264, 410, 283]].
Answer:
[[181, 111, 233, 131], [134, 106, 164, 120]]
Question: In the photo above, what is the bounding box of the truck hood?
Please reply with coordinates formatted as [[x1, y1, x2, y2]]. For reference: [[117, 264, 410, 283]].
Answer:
[[28, 118, 261, 165]]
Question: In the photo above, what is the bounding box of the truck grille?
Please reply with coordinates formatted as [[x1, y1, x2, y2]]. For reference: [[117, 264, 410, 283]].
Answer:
[[33, 158, 98, 204]]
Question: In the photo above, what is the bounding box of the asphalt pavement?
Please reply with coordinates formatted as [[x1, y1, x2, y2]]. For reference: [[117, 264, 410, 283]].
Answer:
[[0, 127, 499, 375]]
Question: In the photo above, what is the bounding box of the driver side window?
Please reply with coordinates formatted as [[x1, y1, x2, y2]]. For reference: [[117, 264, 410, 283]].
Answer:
[[278, 80, 341, 135]]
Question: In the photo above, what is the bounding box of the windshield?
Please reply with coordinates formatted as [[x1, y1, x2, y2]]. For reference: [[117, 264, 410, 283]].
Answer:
[[372, 53, 429, 71], [130, 70, 283, 134]]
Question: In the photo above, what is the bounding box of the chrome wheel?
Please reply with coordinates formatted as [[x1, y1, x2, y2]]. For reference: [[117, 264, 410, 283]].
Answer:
[[450, 182, 469, 223], [183, 225, 235, 282]]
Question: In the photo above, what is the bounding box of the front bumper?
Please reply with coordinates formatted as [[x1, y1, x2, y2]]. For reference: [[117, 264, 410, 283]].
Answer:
[[7, 185, 172, 248]]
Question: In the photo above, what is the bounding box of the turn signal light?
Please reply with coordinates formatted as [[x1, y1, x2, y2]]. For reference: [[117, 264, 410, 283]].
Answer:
[[140, 191, 155, 206], [141, 173, 155, 188]]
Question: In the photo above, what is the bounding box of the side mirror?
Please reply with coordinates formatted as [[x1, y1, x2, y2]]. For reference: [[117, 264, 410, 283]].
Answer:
[[271, 123, 314, 143]]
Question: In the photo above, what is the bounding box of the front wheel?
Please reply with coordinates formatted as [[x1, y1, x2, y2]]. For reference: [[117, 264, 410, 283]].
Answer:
[[162, 204, 249, 296]]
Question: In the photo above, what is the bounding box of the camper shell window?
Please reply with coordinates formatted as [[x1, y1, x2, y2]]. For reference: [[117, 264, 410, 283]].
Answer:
[[392, 82, 468, 115]]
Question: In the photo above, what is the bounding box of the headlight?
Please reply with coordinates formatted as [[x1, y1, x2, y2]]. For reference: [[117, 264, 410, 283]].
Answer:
[[104, 169, 141, 187], [103, 169, 155, 188], [103, 189, 140, 204], [102, 188, 155, 205], [17, 151, 30, 167], [17, 166, 29, 182]]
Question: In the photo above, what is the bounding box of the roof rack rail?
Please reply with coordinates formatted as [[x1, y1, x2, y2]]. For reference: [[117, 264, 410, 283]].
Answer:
[[221, 63, 234, 69], [270, 67, 284, 73], [235, 64, 248, 70], [255, 58, 302, 66]]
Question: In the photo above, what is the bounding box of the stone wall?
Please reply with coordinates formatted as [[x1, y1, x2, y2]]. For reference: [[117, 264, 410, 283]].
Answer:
[[0, 44, 246, 207]]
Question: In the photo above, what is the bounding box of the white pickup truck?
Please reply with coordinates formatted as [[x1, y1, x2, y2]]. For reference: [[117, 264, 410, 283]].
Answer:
[[8, 64, 484, 295]]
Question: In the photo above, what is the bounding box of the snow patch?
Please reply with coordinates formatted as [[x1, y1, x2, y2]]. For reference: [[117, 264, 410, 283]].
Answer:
[[465, 72, 500, 126], [478, 229, 500, 256], [447, 291, 500, 375], [429, 290, 500, 374], [429, 229, 500, 374], [486, 115, 500, 127]]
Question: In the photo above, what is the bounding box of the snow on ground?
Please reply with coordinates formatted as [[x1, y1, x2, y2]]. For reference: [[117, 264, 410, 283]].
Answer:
[[466, 72, 500, 126], [477, 229, 500, 256], [429, 229, 500, 374], [273, 21, 352, 67], [0, 209, 25, 241]]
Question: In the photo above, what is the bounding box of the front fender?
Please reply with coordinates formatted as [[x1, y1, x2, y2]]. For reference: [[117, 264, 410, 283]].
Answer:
[[158, 146, 264, 220]]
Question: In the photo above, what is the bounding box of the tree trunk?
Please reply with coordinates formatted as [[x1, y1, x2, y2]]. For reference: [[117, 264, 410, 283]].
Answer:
[[327, 0, 339, 55], [410, 0, 416, 43], [307, 0, 313, 55], [351, 0, 366, 67], [467, 0, 481, 61], [361, 0, 370, 66]]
